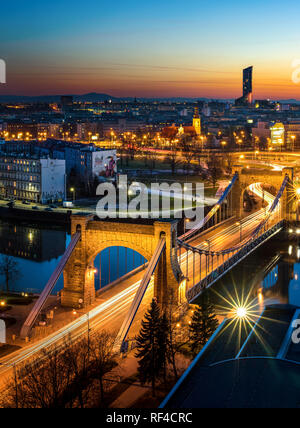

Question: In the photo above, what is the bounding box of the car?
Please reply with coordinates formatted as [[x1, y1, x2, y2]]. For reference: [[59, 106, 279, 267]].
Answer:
[[22, 200, 30, 205], [44, 207, 53, 212], [49, 204, 57, 209], [32, 206, 39, 210]]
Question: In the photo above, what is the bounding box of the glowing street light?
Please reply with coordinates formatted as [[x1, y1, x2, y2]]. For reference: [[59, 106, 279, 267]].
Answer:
[[236, 307, 247, 319], [291, 135, 296, 152], [70, 187, 76, 203]]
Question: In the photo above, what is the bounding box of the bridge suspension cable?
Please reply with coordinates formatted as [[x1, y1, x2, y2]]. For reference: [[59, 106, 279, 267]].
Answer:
[[114, 237, 166, 352], [179, 173, 238, 242], [178, 174, 289, 258], [178, 174, 289, 302], [20, 231, 81, 339]]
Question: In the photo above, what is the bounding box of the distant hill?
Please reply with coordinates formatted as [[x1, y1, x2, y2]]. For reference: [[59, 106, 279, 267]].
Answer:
[[0, 93, 299, 104], [0, 93, 118, 103], [279, 99, 300, 104]]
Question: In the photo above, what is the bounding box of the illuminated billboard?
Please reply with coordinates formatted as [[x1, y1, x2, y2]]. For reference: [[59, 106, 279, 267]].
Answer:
[[270, 122, 285, 146]]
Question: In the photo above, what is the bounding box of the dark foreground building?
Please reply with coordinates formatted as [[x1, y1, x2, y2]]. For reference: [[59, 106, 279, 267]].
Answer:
[[161, 304, 300, 408]]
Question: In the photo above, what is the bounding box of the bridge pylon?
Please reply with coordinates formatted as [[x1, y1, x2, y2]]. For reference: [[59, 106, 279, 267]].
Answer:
[[61, 215, 183, 309], [231, 167, 295, 221]]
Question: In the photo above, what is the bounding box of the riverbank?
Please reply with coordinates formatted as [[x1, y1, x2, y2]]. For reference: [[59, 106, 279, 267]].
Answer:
[[0, 205, 72, 225]]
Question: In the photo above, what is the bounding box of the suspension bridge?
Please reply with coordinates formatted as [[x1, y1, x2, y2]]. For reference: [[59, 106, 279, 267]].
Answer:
[[20, 167, 295, 350]]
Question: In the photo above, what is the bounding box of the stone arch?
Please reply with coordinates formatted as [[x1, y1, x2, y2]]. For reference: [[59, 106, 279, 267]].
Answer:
[[231, 167, 294, 220], [86, 240, 152, 266], [61, 216, 182, 308]]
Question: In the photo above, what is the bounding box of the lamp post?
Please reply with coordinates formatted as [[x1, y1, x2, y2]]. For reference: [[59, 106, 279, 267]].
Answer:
[[184, 218, 190, 235], [236, 221, 242, 242], [291, 135, 296, 152], [70, 187, 76, 203], [221, 141, 227, 151], [204, 239, 211, 276], [87, 312, 91, 360]]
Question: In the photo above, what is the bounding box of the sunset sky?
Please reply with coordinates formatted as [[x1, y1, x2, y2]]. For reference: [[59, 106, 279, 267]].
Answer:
[[1, 0, 300, 99]]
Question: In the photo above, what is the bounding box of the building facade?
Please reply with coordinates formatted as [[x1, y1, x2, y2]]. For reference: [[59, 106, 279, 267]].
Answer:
[[235, 66, 253, 106], [0, 156, 66, 203]]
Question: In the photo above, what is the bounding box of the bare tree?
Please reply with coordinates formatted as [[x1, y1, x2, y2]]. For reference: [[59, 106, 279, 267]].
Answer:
[[224, 152, 233, 175], [180, 137, 194, 174], [207, 153, 223, 189], [1, 333, 116, 408], [89, 331, 117, 407], [164, 291, 189, 380], [2, 343, 74, 408], [166, 148, 182, 175], [0, 256, 20, 293]]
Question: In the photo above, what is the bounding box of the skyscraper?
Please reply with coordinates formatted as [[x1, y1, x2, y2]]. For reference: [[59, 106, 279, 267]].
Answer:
[[235, 66, 253, 106], [243, 66, 253, 103]]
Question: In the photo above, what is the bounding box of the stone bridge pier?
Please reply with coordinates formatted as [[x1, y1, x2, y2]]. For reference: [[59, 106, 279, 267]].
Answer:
[[61, 215, 182, 309], [230, 167, 295, 221]]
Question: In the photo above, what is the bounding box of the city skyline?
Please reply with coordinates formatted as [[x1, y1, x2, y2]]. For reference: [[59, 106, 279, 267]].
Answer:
[[1, 0, 300, 99]]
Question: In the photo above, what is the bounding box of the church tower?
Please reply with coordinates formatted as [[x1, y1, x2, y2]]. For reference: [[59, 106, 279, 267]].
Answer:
[[193, 107, 201, 136]]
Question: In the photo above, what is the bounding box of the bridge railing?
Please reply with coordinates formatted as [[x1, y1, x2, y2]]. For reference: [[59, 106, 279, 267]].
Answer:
[[20, 231, 81, 339], [178, 173, 238, 242], [178, 174, 289, 302], [186, 220, 285, 302]]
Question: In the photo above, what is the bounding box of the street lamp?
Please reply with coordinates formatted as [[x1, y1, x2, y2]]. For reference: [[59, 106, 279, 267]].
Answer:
[[184, 218, 190, 234], [204, 239, 211, 252], [236, 221, 242, 242], [291, 135, 296, 152], [221, 141, 227, 150], [204, 239, 211, 275], [236, 307, 247, 319], [70, 187, 76, 203]]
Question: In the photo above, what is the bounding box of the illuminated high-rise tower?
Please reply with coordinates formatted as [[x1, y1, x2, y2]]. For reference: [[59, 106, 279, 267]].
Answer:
[[243, 66, 253, 103], [235, 66, 253, 106], [193, 107, 201, 135]]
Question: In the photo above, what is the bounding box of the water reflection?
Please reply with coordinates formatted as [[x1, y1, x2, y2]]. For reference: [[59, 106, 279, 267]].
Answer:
[[198, 233, 300, 316], [0, 220, 147, 295], [94, 247, 147, 290], [0, 220, 69, 294], [0, 221, 66, 262]]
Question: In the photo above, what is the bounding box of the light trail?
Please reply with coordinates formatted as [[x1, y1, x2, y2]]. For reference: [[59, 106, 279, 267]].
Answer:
[[0, 182, 277, 380]]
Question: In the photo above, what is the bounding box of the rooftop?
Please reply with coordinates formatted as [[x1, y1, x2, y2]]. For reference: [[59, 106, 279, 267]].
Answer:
[[161, 304, 300, 408]]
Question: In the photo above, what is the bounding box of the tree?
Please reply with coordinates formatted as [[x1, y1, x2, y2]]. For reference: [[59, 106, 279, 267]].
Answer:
[[1, 333, 117, 408], [135, 299, 167, 396], [166, 148, 182, 175], [163, 291, 189, 380], [147, 149, 158, 172], [180, 137, 194, 174], [89, 331, 117, 407], [189, 297, 219, 357], [2, 342, 75, 408], [207, 153, 223, 189], [259, 136, 268, 151], [0, 256, 20, 293], [224, 152, 233, 175]]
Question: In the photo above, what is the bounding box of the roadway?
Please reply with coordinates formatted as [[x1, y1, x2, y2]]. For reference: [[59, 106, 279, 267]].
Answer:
[[180, 183, 279, 291], [0, 182, 278, 383]]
